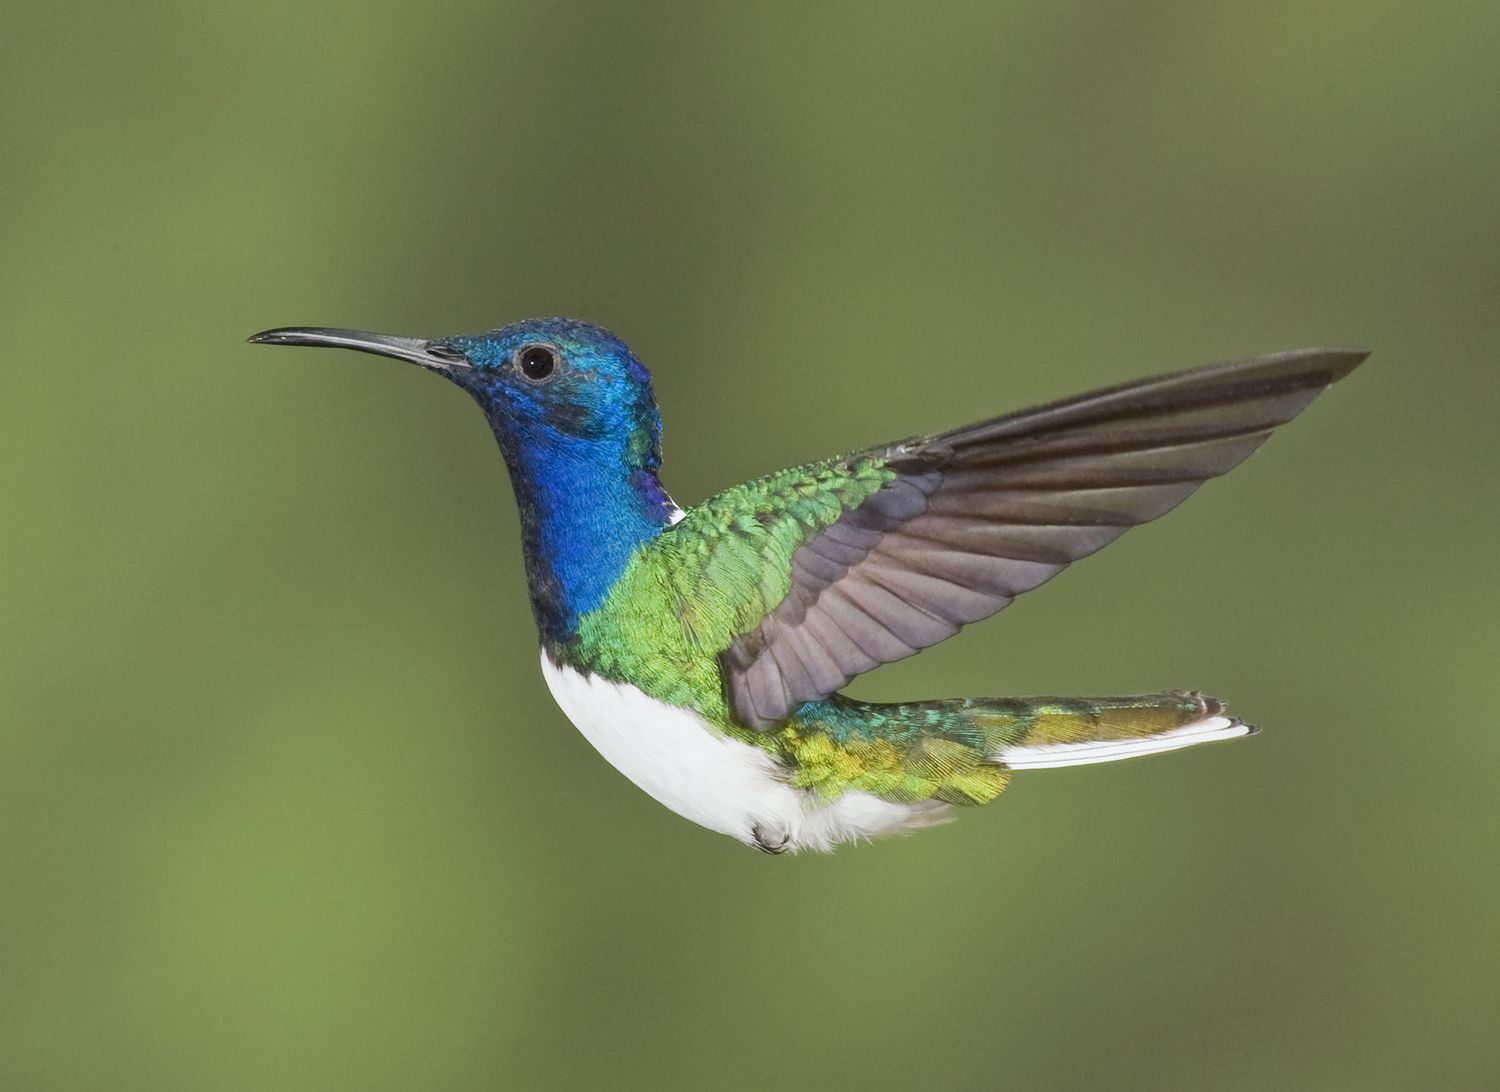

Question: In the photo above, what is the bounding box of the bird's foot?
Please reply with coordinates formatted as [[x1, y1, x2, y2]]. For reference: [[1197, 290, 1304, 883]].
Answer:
[[751, 823, 790, 854]]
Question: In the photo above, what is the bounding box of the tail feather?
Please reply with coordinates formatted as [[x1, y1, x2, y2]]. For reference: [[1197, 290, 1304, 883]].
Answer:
[[784, 690, 1255, 848], [795, 690, 1254, 810], [987, 691, 1254, 770], [999, 713, 1253, 769]]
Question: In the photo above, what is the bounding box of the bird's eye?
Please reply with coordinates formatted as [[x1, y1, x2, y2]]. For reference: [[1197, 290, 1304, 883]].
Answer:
[[517, 344, 558, 382]]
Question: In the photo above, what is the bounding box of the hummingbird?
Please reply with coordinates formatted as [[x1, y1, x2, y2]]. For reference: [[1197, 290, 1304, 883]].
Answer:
[[249, 320, 1365, 853]]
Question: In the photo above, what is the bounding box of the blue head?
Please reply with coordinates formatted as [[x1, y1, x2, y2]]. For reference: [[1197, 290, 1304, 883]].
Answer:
[[437, 318, 666, 486], [249, 318, 678, 643]]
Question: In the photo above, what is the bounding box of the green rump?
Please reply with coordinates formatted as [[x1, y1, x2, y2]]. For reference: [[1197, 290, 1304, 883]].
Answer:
[[556, 453, 1213, 807]]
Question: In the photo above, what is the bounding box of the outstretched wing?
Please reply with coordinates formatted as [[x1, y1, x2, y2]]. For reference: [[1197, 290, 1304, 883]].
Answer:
[[670, 347, 1367, 730]]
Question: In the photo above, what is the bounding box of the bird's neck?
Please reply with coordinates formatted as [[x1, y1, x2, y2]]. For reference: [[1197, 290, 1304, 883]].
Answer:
[[493, 431, 676, 645]]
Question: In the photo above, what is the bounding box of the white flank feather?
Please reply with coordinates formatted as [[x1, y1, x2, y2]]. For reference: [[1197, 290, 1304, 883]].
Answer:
[[539, 652, 947, 852]]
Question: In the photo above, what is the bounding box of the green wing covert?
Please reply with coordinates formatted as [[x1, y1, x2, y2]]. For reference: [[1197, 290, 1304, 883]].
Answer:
[[665, 348, 1367, 730]]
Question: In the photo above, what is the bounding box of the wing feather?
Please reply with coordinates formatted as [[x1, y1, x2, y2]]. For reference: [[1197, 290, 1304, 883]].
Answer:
[[667, 347, 1366, 728]]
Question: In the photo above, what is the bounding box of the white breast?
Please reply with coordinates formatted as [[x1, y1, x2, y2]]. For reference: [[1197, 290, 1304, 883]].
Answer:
[[538, 652, 949, 852]]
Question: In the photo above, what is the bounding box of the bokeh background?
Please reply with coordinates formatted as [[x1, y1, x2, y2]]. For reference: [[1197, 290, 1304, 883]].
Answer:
[[3, 3, 1497, 1089]]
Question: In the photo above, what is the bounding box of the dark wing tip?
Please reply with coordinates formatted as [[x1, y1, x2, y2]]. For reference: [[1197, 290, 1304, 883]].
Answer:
[[1327, 347, 1371, 381], [1270, 346, 1370, 383], [1187, 345, 1370, 390], [928, 345, 1370, 451]]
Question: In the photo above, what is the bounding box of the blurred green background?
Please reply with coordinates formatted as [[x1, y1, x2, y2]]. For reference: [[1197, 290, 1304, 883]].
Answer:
[[3, 2, 1497, 1089]]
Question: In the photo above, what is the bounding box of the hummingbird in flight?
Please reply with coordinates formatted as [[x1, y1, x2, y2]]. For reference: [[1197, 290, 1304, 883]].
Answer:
[[249, 320, 1364, 853]]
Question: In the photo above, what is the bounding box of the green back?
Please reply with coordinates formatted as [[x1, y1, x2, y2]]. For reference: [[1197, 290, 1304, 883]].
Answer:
[[565, 452, 895, 728]]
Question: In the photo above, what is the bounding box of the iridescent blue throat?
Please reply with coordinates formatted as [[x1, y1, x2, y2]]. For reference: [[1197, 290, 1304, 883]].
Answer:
[[468, 382, 676, 644]]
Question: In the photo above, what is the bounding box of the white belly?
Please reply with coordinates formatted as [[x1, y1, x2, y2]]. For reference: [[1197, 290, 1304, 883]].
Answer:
[[538, 652, 950, 852]]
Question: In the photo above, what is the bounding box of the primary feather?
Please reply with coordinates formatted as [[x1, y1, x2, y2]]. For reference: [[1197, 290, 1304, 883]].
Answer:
[[692, 348, 1367, 728]]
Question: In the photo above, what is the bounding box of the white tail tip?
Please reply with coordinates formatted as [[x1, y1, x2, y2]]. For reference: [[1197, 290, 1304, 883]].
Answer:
[[998, 716, 1256, 771]]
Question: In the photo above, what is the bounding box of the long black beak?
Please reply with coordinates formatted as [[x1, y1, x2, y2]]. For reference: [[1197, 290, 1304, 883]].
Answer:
[[247, 327, 470, 373]]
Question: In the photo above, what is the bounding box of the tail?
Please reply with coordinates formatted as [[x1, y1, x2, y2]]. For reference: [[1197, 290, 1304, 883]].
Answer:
[[797, 690, 1254, 810], [785, 691, 1253, 848], [983, 691, 1254, 771]]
